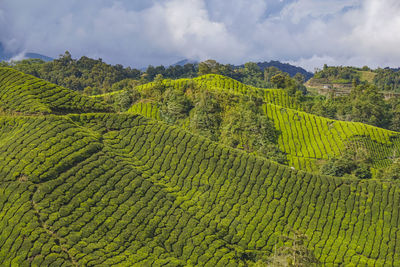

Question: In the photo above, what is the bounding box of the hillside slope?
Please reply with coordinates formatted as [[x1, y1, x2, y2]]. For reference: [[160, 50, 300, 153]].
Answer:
[[0, 113, 400, 266], [0, 67, 112, 114], [1, 70, 400, 266], [264, 103, 400, 172], [125, 75, 400, 173], [98, 74, 301, 110]]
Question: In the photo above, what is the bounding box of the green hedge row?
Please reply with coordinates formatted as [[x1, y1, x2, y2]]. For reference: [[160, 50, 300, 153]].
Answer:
[[1, 113, 400, 265], [96, 74, 299, 110], [0, 67, 113, 114], [264, 103, 400, 172]]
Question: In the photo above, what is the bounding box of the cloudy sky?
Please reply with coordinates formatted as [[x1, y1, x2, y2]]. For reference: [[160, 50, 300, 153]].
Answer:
[[1, 0, 400, 71]]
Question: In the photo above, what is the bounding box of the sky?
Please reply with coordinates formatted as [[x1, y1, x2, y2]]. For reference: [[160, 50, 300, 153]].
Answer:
[[1, 0, 400, 71]]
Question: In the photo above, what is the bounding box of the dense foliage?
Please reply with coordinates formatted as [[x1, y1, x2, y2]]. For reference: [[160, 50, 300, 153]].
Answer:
[[1, 65, 400, 266], [247, 60, 313, 81], [313, 65, 361, 84], [112, 74, 400, 175], [0, 67, 112, 114], [1, 112, 400, 265], [104, 74, 289, 163], [0, 52, 141, 94], [374, 68, 400, 92], [304, 83, 397, 130], [1, 53, 307, 96]]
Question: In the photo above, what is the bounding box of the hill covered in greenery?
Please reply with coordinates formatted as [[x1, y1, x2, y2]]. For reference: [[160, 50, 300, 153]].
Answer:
[[1, 53, 308, 95], [2, 113, 400, 266], [0, 67, 113, 114], [99, 74, 400, 177], [1, 68, 400, 266], [308, 65, 400, 93], [237, 60, 313, 81]]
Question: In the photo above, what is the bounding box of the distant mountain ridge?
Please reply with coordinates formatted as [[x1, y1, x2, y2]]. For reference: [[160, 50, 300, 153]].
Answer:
[[24, 52, 53, 62], [0, 43, 53, 62], [237, 60, 314, 81], [171, 59, 198, 66]]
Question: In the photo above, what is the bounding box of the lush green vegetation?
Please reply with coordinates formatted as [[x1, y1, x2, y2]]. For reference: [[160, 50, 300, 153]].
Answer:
[[104, 74, 400, 176], [313, 65, 361, 84], [1, 53, 307, 95], [303, 83, 400, 131], [1, 112, 400, 265], [0, 67, 112, 114], [101, 74, 297, 163], [2, 62, 400, 266], [104, 74, 302, 110], [311, 65, 400, 93], [0, 52, 142, 94], [374, 68, 400, 92]]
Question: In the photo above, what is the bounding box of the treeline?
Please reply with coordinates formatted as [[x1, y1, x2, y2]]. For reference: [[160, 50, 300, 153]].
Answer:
[[198, 60, 307, 93], [374, 68, 400, 92], [313, 65, 361, 84], [314, 64, 400, 91], [0, 51, 141, 94], [244, 60, 314, 80], [1, 52, 307, 95]]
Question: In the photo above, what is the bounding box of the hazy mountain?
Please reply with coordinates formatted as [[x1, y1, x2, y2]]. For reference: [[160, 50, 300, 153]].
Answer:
[[237, 60, 314, 81], [0, 43, 53, 62], [171, 59, 198, 66], [25, 52, 53, 62]]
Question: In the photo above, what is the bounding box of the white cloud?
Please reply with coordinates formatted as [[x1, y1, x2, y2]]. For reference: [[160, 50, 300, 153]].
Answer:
[[1, 0, 400, 70], [345, 0, 400, 64]]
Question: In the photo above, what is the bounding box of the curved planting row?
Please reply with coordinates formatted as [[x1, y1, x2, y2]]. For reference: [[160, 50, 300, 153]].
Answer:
[[0, 68, 112, 114], [128, 102, 160, 120], [1, 113, 399, 265], [97, 74, 299, 110], [263, 103, 400, 172], [123, 74, 400, 173]]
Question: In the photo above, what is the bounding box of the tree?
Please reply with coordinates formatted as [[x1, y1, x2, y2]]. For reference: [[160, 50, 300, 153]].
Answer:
[[341, 84, 390, 128], [271, 73, 287, 89], [57, 51, 73, 66], [159, 87, 192, 123], [264, 66, 281, 82], [141, 75, 165, 100], [259, 229, 319, 267], [189, 90, 222, 140], [198, 59, 221, 75], [388, 98, 400, 132], [320, 141, 372, 178], [220, 100, 280, 156], [114, 88, 141, 112], [380, 158, 400, 180], [244, 62, 261, 75], [293, 73, 305, 84]]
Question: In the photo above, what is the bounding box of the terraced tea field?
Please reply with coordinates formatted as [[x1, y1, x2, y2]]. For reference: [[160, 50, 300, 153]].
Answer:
[[1, 113, 400, 265], [264, 103, 400, 172], [0, 68, 112, 114], [1, 70, 400, 266], [125, 75, 400, 173], [98, 74, 300, 110]]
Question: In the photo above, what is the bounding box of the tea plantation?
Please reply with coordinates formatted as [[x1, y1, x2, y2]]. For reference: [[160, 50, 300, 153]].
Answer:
[[0, 68, 112, 114], [264, 103, 400, 172], [99, 74, 300, 110], [124, 74, 400, 174], [1, 70, 400, 266]]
